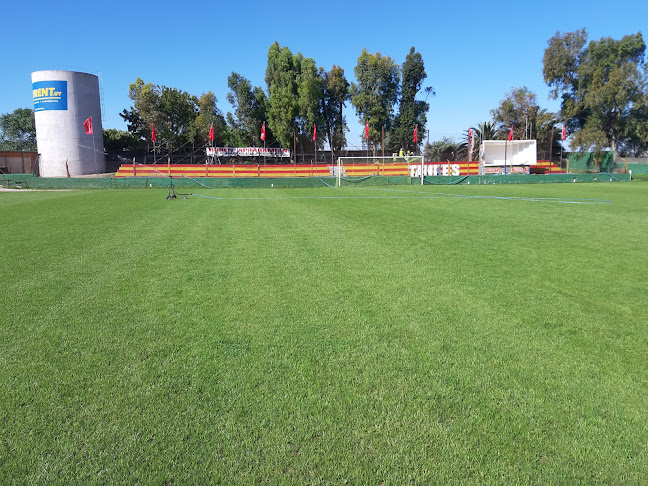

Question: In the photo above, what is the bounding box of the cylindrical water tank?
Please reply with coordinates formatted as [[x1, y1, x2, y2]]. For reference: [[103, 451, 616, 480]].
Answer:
[[31, 70, 105, 177]]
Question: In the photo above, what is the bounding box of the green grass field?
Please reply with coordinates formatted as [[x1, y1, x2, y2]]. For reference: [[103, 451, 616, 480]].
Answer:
[[1, 182, 647, 484]]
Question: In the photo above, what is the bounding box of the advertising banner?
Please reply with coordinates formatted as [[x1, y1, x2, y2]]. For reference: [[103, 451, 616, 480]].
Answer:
[[206, 147, 290, 158], [32, 81, 68, 111]]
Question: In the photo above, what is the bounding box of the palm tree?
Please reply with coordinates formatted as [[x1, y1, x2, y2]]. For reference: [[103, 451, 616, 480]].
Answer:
[[474, 121, 500, 142], [465, 121, 500, 161], [534, 109, 562, 161]]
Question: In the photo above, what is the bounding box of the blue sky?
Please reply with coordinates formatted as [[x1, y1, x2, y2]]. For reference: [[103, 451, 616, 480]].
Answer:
[[3, 0, 646, 148]]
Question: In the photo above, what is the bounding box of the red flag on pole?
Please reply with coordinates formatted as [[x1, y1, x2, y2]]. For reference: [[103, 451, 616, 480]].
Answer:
[[313, 123, 317, 142], [413, 125, 418, 143], [209, 122, 214, 142], [83, 117, 93, 135], [561, 124, 566, 141], [151, 124, 156, 143], [508, 125, 514, 141], [260, 122, 266, 141], [365, 120, 369, 140], [468, 126, 472, 144]]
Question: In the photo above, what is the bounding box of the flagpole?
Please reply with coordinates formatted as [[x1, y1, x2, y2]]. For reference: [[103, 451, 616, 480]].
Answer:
[[468, 127, 471, 175], [93, 129, 98, 177], [414, 125, 418, 156], [329, 127, 335, 167], [314, 124, 317, 166], [260, 122, 266, 177], [561, 124, 566, 172], [505, 125, 513, 174], [549, 126, 555, 173], [208, 121, 214, 176], [365, 120, 369, 161]]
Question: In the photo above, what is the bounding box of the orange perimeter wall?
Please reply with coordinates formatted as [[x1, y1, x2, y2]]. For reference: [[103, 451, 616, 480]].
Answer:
[[115, 161, 564, 178]]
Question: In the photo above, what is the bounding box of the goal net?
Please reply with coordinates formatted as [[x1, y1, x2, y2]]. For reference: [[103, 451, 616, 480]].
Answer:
[[336, 156, 424, 187]]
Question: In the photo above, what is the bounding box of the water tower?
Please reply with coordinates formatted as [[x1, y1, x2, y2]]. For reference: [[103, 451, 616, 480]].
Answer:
[[31, 70, 105, 177]]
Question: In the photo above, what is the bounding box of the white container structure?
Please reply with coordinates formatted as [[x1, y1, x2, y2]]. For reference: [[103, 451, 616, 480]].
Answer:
[[479, 140, 537, 168], [31, 70, 105, 177]]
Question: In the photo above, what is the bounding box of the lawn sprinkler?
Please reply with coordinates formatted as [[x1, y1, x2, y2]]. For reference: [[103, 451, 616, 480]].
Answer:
[[166, 175, 191, 200], [167, 175, 177, 199]]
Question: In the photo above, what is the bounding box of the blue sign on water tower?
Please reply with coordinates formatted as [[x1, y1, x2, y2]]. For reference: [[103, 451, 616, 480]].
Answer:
[[32, 80, 68, 111]]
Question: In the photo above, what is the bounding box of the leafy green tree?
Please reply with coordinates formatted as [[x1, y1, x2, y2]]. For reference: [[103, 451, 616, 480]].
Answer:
[[491, 86, 541, 140], [226, 73, 269, 146], [120, 78, 201, 151], [424, 137, 463, 161], [350, 49, 401, 149], [621, 110, 648, 156], [103, 128, 141, 151], [264, 42, 328, 156], [265, 42, 300, 148], [195, 92, 229, 146], [158, 86, 199, 149], [322, 65, 350, 154], [543, 29, 648, 157], [120, 78, 157, 141], [490, 87, 560, 158], [394, 47, 430, 154], [295, 54, 324, 153], [0, 108, 36, 151]]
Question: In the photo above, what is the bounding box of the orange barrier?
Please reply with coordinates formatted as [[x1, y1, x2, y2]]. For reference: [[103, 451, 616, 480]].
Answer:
[[115, 160, 565, 178], [115, 163, 336, 178]]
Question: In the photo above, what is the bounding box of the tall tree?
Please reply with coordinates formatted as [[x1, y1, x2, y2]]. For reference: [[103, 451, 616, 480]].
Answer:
[[295, 54, 324, 154], [265, 42, 299, 148], [543, 29, 648, 156], [226, 73, 269, 146], [490, 86, 544, 140], [120, 78, 201, 151], [195, 92, 229, 146], [158, 86, 199, 149], [0, 108, 36, 151], [322, 65, 350, 154], [350, 49, 400, 149], [103, 128, 140, 151], [120, 78, 158, 142], [394, 47, 430, 153]]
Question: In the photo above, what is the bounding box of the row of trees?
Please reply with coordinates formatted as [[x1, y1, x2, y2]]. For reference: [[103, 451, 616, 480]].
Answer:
[[117, 43, 432, 158], [429, 29, 648, 161], [2, 30, 647, 159], [434, 87, 564, 162], [118, 79, 228, 153]]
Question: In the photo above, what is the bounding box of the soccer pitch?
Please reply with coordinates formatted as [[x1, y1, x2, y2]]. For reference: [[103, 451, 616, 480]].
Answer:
[[1, 183, 647, 483]]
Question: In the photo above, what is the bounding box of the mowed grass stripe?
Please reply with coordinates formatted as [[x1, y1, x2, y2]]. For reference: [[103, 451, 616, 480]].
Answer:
[[1, 183, 647, 483]]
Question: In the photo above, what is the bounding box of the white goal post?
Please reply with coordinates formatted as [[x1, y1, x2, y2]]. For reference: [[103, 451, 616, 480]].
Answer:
[[336, 156, 425, 187]]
